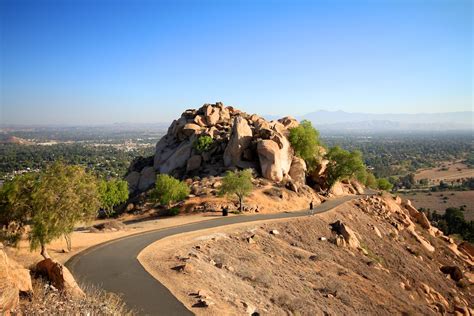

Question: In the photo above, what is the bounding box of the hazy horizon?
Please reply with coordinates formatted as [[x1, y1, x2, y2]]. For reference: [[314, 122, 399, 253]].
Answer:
[[1, 0, 472, 125]]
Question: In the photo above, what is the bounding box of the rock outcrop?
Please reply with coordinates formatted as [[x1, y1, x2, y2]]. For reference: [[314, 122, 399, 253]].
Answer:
[[36, 258, 85, 298], [0, 243, 33, 314], [127, 102, 303, 193]]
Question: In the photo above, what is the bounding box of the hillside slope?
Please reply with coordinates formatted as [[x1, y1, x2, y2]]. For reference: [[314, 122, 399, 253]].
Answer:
[[139, 194, 473, 315]]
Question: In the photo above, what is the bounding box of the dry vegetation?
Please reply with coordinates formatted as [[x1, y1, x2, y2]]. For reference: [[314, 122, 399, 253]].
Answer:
[[400, 191, 474, 221], [415, 161, 474, 183], [139, 198, 473, 316], [20, 276, 134, 315]]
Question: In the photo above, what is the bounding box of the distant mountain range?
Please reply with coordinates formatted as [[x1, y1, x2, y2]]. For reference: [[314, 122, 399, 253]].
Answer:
[[267, 110, 473, 132]]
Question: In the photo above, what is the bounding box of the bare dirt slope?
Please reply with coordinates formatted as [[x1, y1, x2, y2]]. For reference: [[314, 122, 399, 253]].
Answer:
[[139, 195, 473, 316]]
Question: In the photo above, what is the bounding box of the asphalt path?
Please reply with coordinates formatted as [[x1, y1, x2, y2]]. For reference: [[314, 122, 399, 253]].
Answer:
[[66, 194, 363, 315]]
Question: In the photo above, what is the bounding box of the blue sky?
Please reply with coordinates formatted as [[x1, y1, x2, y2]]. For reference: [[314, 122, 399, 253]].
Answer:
[[0, 0, 472, 125]]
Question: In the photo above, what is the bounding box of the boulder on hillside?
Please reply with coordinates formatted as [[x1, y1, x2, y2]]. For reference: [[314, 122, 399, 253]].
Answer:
[[330, 220, 361, 249], [223, 116, 253, 167], [403, 200, 431, 230], [138, 166, 156, 192], [257, 140, 284, 182], [328, 181, 346, 196], [36, 259, 85, 298], [1, 243, 33, 314]]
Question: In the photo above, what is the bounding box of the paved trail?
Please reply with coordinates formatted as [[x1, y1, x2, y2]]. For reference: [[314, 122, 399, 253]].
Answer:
[[67, 195, 361, 315]]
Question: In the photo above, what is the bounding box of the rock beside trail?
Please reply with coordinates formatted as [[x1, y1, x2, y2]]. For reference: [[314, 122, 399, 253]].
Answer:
[[36, 258, 85, 298], [0, 243, 33, 314], [127, 102, 303, 194]]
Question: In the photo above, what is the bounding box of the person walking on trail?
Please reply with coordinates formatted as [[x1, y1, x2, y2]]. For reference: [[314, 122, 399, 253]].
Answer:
[[309, 200, 314, 215]]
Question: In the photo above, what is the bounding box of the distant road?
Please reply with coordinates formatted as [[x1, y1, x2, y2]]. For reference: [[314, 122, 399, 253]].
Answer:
[[66, 194, 365, 315]]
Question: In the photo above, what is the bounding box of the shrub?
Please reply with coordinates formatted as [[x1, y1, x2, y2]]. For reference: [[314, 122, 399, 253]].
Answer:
[[288, 120, 322, 170], [151, 174, 190, 207], [193, 135, 213, 153], [98, 178, 129, 217], [377, 178, 393, 191], [166, 207, 180, 216]]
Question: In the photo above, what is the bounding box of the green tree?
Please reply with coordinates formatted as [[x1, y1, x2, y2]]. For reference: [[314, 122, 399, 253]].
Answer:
[[30, 163, 100, 256], [98, 179, 129, 217], [325, 146, 365, 187], [377, 178, 393, 191], [0, 173, 38, 246], [193, 135, 214, 153], [0, 162, 100, 258], [219, 169, 253, 213], [288, 120, 322, 170], [151, 174, 190, 208]]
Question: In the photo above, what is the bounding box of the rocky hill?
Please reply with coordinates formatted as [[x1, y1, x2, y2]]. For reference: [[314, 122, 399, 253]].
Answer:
[[126, 102, 308, 193]]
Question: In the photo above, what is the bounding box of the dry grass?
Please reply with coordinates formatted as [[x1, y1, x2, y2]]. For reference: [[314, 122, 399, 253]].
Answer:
[[20, 276, 135, 316], [400, 190, 474, 220], [414, 161, 474, 182]]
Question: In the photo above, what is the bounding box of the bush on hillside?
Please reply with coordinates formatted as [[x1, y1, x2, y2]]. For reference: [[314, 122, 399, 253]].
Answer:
[[288, 120, 322, 171]]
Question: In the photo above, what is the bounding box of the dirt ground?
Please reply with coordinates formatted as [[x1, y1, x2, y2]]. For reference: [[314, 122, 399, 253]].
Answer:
[[415, 161, 474, 183], [400, 190, 474, 221], [139, 198, 473, 316]]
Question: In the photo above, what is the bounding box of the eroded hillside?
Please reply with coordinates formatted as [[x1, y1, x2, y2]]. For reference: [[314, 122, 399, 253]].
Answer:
[[139, 194, 473, 316]]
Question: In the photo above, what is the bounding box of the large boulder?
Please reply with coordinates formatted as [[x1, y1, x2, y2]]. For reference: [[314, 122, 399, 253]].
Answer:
[[159, 140, 193, 174], [1, 244, 33, 314], [257, 140, 284, 182], [289, 156, 306, 185], [223, 116, 253, 167], [186, 155, 202, 172], [36, 259, 85, 298], [350, 180, 365, 195], [138, 166, 156, 192], [328, 181, 346, 196], [125, 171, 140, 193], [330, 221, 361, 249], [204, 104, 221, 126], [403, 200, 431, 230], [182, 123, 202, 137], [0, 249, 19, 314], [278, 116, 299, 129]]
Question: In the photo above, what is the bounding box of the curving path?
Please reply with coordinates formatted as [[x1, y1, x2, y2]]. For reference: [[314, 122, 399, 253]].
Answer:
[[66, 194, 364, 315]]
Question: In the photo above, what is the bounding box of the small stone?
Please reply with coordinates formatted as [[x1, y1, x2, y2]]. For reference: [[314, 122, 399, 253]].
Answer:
[[319, 237, 327, 241], [309, 255, 318, 261], [270, 230, 280, 235]]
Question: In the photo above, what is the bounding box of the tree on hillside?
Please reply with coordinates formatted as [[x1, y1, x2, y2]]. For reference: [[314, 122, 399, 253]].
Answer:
[[377, 178, 393, 191], [288, 120, 322, 171], [151, 174, 190, 209], [0, 173, 38, 246], [0, 162, 100, 258], [98, 179, 129, 217], [325, 146, 365, 187], [30, 163, 100, 256], [219, 169, 253, 213]]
